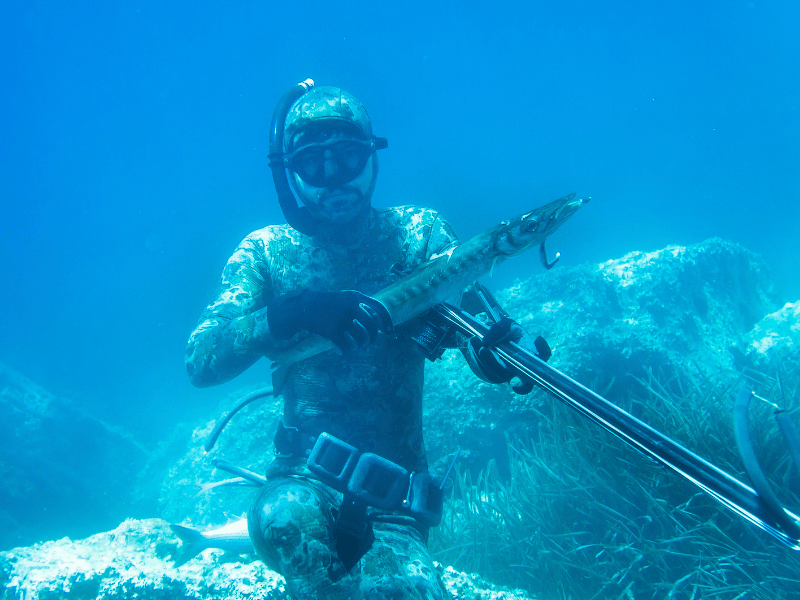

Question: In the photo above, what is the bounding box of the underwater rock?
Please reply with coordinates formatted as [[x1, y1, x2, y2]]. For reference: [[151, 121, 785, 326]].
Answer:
[[503, 237, 775, 385], [0, 518, 537, 600], [742, 300, 800, 372], [0, 519, 283, 600], [0, 361, 149, 551]]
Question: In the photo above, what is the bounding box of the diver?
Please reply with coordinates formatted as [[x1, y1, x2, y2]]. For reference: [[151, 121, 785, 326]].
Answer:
[[185, 81, 540, 600]]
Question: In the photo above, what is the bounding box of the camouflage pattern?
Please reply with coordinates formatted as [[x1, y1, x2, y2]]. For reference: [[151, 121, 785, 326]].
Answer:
[[285, 86, 374, 150], [186, 205, 458, 599]]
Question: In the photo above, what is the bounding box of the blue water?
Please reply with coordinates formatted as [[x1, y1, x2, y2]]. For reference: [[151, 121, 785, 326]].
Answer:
[[1, 1, 798, 443]]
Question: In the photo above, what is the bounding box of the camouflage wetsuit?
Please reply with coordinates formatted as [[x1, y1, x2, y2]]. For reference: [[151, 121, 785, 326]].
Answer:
[[186, 205, 458, 599]]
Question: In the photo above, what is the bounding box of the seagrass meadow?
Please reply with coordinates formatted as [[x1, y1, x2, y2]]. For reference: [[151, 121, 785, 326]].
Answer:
[[428, 365, 800, 600]]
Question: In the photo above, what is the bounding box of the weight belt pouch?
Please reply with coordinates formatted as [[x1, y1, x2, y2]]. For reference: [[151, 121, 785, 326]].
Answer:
[[307, 432, 444, 527]]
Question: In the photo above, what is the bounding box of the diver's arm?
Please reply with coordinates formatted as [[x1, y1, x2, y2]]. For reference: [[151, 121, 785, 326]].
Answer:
[[185, 237, 279, 387]]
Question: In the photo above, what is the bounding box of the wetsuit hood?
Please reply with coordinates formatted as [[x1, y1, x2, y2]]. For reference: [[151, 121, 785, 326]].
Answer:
[[268, 81, 387, 236]]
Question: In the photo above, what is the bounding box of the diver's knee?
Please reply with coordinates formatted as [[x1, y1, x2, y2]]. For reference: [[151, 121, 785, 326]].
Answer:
[[363, 574, 444, 600], [247, 479, 335, 567], [248, 484, 285, 568]]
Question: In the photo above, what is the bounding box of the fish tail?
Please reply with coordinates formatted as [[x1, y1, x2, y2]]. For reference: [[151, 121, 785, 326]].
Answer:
[[169, 524, 208, 566]]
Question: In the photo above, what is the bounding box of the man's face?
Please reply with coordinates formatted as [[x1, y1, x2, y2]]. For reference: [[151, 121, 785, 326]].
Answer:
[[287, 128, 376, 225]]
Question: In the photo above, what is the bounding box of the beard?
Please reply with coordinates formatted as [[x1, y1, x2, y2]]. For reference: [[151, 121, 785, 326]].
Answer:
[[290, 156, 377, 233], [310, 185, 371, 223]]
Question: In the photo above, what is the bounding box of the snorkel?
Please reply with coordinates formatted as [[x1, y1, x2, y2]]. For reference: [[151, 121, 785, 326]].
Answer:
[[268, 78, 317, 236]]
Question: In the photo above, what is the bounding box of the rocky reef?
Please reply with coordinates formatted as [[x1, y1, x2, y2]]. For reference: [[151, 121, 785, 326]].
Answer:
[[2, 237, 799, 600], [743, 299, 800, 371], [0, 519, 534, 600]]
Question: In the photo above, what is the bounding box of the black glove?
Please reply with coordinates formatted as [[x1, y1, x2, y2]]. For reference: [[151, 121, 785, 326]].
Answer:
[[467, 317, 551, 395], [268, 290, 393, 353]]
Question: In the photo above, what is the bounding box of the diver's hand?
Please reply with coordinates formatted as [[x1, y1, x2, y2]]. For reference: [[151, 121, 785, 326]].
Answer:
[[467, 317, 550, 395], [268, 290, 393, 353]]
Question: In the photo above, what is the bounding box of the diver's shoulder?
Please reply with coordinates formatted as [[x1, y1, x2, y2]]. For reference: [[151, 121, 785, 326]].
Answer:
[[375, 205, 445, 225], [242, 223, 299, 245]]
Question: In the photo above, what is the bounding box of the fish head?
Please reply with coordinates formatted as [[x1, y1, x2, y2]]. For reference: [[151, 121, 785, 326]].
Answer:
[[497, 193, 589, 256]]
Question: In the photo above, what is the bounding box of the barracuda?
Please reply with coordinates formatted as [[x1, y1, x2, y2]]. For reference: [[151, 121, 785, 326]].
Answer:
[[270, 193, 590, 389], [378, 192, 588, 325]]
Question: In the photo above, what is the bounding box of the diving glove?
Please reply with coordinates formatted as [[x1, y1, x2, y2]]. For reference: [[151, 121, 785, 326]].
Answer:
[[268, 290, 393, 353], [467, 317, 551, 395]]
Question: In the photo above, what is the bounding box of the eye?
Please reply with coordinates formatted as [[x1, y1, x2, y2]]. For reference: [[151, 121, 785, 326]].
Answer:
[[297, 150, 323, 174], [336, 142, 368, 170], [525, 219, 539, 232], [341, 148, 362, 169]]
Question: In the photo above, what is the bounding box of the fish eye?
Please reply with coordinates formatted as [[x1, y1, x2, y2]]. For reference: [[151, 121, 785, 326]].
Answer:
[[525, 219, 539, 232]]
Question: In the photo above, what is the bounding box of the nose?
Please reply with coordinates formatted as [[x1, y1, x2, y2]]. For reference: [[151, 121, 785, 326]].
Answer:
[[323, 149, 339, 180]]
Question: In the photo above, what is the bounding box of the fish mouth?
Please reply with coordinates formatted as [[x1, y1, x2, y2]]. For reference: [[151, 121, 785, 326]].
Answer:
[[554, 195, 589, 222], [545, 194, 589, 226], [520, 193, 585, 233]]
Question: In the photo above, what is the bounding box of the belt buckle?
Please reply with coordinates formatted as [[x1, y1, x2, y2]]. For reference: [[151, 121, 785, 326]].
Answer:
[[405, 472, 444, 527]]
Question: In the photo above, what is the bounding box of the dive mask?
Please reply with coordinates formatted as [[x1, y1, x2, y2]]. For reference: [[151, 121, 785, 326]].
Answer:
[[287, 137, 387, 189]]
